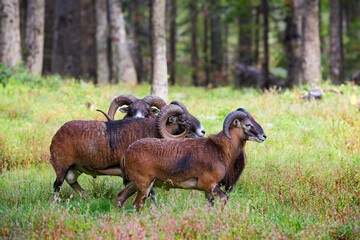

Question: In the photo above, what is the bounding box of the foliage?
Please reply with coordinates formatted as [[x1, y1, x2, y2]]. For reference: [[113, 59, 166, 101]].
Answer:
[[0, 73, 359, 238]]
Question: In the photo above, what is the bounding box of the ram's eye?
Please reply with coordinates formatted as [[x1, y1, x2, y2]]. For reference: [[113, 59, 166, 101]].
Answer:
[[245, 124, 252, 128]]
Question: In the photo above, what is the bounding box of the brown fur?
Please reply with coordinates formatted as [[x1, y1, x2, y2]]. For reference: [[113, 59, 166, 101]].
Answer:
[[50, 104, 203, 196], [116, 111, 266, 211]]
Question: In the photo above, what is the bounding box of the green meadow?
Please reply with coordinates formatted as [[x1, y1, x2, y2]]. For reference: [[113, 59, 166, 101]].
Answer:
[[0, 71, 359, 239]]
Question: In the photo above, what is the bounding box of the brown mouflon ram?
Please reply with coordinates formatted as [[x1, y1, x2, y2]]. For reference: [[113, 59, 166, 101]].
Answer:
[[115, 108, 266, 211], [49, 102, 205, 196], [97, 94, 166, 120]]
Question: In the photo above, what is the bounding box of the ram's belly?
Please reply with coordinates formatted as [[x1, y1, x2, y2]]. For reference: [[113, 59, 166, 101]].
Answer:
[[155, 177, 198, 190], [74, 165, 123, 177]]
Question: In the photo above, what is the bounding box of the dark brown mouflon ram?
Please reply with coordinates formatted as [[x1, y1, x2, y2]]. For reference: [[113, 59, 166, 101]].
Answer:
[[115, 108, 266, 211], [49, 102, 205, 196], [97, 94, 166, 120]]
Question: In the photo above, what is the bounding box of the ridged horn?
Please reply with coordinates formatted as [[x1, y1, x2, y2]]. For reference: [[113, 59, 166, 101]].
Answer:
[[156, 104, 189, 140], [170, 100, 187, 111], [143, 95, 166, 110], [96, 109, 112, 121], [107, 94, 138, 120], [223, 111, 247, 140]]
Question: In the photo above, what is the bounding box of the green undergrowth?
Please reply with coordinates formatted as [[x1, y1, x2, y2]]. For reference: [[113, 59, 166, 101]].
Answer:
[[0, 70, 359, 238]]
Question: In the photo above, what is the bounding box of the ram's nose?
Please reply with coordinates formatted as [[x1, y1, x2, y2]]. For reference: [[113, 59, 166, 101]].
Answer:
[[196, 124, 206, 137]]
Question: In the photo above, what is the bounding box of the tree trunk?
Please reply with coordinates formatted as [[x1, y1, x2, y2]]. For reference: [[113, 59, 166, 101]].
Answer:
[[129, 0, 144, 84], [149, 0, 153, 83], [222, 21, 228, 83], [0, 0, 22, 67], [210, 0, 222, 88], [261, 0, 269, 90], [169, 0, 176, 85], [80, 0, 96, 82], [52, 0, 82, 78], [285, 0, 303, 87], [24, 0, 44, 75], [108, 0, 137, 86], [254, 5, 260, 67], [302, 0, 321, 86], [203, 3, 210, 87], [95, 0, 110, 84], [329, 0, 343, 85], [190, 1, 199, 86], [238, 1, 252, 65], [42, 0, 55, 75], [343, 0, 360, 74], [151, 0, 167, 101]]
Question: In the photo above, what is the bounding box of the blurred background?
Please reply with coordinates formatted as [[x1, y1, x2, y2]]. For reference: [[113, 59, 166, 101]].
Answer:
[[1, 0, 360, 90]]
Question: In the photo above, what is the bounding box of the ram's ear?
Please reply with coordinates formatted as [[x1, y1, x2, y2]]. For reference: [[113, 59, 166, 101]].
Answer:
[[233, 119, 241, 127], [151, 108, 160, 114], [119, 107, 129, 113], [168, 116, 178, 123]]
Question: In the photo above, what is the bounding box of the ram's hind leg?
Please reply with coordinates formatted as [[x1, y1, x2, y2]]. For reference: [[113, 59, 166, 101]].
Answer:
[[133, 179, 156, 212], [115, 182, 137, 208], [134, 191, 147, 212], [65, 168, 88, 197], [52, 166, 68, 194]]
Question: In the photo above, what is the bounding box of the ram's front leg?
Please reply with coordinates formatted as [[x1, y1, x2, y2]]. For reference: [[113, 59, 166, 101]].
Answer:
[[212, 185, 229, 205], [204, 192, 215, 206]]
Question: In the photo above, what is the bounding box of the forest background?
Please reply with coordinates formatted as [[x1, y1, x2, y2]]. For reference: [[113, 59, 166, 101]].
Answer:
[[0, 0, 360, 239], [1, 0, 360, 93]]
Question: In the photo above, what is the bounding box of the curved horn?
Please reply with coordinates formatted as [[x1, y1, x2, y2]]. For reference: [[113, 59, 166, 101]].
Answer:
[[156, 104, 189, 140], [96, 109, 112, 121], [170, 100, 186, 109], [107, 94, 138, 120], [143, 95, 166, 110], [223, 111, 247, 140]]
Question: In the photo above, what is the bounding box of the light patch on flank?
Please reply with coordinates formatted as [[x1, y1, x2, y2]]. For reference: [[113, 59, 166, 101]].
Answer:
[[178, 178, 198, 188], [146, 179, 156, 197], [97, 168, 123, 176], [65, 169, 79, 184]]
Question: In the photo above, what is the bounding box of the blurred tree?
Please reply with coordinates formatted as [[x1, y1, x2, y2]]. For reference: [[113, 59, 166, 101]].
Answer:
[[52, 0, 82, 78], [329, 0, 343, 84], [253, 5, 261, 67], [129, 0, 144, 84], [210, 0, 222, 88], [203, 3, 210, 87], [190, 1, 199, 86], [149, 0, 153, 83], [261, 0, 269, 90], [108, 0, 137, 86], [80, 0, 96, 82], [302, 0, 321, 86], [95, 0, 110, 84], [343, 0, 360, 74], [151, 0, 168, 101], [238, 0, 252, 65], [285, 0, 303, 87], [0, 0, 22, 67], [24, 0, 45, 75], [169, 0, 176, 85], [42, 0, 55, 75]]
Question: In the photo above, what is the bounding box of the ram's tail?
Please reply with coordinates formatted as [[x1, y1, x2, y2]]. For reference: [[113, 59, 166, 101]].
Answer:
[[121, 158, 129, 186]]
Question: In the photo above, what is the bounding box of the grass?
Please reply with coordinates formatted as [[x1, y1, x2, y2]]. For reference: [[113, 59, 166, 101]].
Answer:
[[0, 70, 359, 239]]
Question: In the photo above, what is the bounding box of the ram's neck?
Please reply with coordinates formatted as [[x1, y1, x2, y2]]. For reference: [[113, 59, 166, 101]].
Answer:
[[209, 131, 245, 168]]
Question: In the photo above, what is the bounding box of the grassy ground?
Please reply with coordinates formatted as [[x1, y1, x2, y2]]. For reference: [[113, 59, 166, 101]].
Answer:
[[0, 72, 359, 239]]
